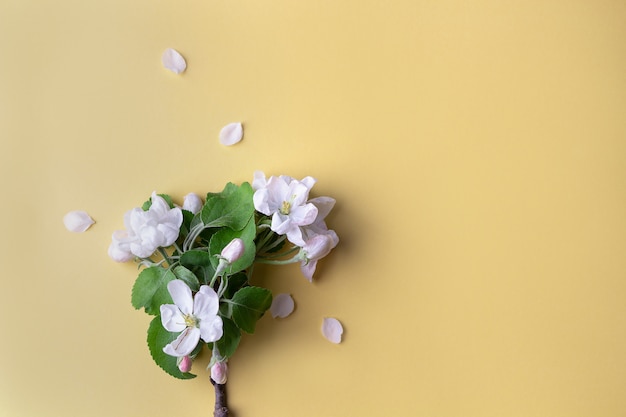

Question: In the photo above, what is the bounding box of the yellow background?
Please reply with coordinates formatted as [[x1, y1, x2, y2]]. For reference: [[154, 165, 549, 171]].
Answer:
[[1, 0, 625, 416]]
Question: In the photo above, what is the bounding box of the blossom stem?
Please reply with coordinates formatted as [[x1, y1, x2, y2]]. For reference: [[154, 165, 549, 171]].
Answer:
[[173, 242, 183, 256], [258, 234, 287, 255], [255, 227, 275, 252], [158, 247, 172, 266], [255, 255, 300, 265], [211, 379, 229, 417], [259, 245, 299, 260]]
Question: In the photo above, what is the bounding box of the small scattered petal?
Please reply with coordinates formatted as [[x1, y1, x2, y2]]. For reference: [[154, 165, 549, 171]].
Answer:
[[162, 48, 187, 74], [321, 317, 343, 344], [219, 122, 243, 146], [270, 293, 295, 318], [63, 210, 95, 233]]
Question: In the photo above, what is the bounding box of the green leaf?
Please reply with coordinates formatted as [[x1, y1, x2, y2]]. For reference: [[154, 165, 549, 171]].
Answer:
[[221, 272, 249, 300], [131, 267, 175, 315], [180, 250, 216, 285], [209, 216, 257, 273], [230, 286, 273, 334], [172, 265, 200, 291], [215, 317, 241, 359], [201, 182, 255, 231], [147, 316, 196, 380], [180, 249, 213, 268]]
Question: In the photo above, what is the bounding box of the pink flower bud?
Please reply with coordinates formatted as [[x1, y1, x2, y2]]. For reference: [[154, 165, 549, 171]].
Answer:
[[220, 238, 245, 263], [178, 355, 192, 373], [211, 361, 228, 384]]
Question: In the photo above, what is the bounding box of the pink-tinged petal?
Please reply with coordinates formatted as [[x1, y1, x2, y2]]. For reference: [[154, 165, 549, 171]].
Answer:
[[162, 48, 187, 74], [251, 171, 267, 191], [308, 197, 336, 221], [150, 192, 170, 215], [63, 210, 95, 232], [303, 234, 334, 261], [289, 203, 318, 226], [167, 280, 193, 315], [219, 122, 243, 146], [108, 240, 134, 262], [288, 182, 312, 207], [178, 355, 192, 373], [157, 222, 181, 247], [300, 176, 317, 190], [300, 260, 317, 282], [253, 188, 271, 215], [271, 213, 292, 235], [285, 226, 306, 247], [199, 315, 223, 343], [270, 293, 295, 318], [160, 304, 186, 333], [321, 317, 343, 344], [193, 285, 220, 318], [128, 208, 147, 235], [163, 327, 200, 357], [266, 176, 290, 212]]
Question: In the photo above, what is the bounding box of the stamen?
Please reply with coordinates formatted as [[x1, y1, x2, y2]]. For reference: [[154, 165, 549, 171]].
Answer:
[[280, 200, 291, 215]]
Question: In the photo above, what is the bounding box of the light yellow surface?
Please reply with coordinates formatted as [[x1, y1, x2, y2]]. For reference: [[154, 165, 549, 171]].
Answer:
[[1, 0, 625, 416]]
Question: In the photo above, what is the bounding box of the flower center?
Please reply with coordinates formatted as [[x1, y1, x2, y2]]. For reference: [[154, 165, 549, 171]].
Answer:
[[183, 314, 198, 328], [280, 200, 292, 215]]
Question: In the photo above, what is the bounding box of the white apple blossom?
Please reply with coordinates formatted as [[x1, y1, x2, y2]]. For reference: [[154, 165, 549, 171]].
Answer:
[[252, 173, 318, 246], [108, 192, 183, 261], [296, 196, 339, 280], [182, 193, 203, 214], [161, 280, 223, 357], [299, 232, 339, 281]]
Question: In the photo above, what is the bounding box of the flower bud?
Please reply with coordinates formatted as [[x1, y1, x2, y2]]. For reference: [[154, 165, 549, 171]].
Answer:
[[177, 355, 192, 373], [182, 193, 203, 214], [220, 238, 245, 264], [211, 361, 228, 384]]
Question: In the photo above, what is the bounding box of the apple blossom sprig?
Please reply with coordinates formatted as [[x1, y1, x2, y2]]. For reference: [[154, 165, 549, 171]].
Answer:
[[108, 172, 338, 417]]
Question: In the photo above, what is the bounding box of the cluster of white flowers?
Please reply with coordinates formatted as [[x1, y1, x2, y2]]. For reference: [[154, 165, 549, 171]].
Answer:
[[252, 171, 339, 281], [108, 192, 183, 262]]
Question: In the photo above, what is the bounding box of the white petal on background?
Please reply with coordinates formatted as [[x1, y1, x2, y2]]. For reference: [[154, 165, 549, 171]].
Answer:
[[63, 210, 95, 232], [161, 48, 187, 74], [321, 317, 343, 344], [270, 293, 295, 318], [219, 122, 243, 146]]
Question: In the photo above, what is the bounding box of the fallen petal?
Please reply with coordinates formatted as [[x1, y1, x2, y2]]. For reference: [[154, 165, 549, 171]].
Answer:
[[63, 210, 95, 232], [219, 122, 243, 146], [270, 293, 295, 318], [321, 317, 343, 344], [162, 48, 187, 74]]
